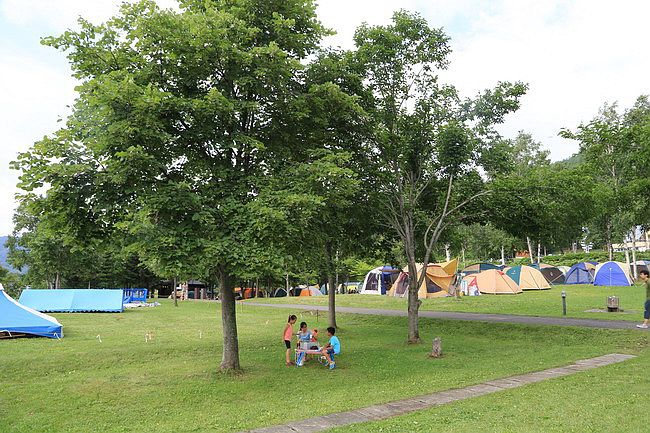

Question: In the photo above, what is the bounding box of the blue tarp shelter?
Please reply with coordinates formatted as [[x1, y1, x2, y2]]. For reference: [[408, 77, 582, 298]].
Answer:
[[593, 261, 633, 286], [0, 285, 63, 338], [19, 289, 124, 313], [564, 262, 597, 284]]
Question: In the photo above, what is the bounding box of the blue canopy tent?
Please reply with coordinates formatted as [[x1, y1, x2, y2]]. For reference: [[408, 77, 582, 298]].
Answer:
[[564, 262, 597, 284], [19, 289, 124, 313], [593, 261, 633, 286], [0, 285, 63, 338]]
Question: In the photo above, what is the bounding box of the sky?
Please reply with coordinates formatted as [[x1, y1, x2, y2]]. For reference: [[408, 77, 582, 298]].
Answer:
[[0, 0, 649, 235]]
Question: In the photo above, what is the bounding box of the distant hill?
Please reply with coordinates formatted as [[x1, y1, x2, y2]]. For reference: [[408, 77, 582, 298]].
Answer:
[[0, 236, 16, 273], [553, 153, 584, 168]]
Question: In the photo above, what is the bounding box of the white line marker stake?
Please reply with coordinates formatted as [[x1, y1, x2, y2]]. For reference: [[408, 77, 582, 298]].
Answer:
[[96, 335, 102, 343]]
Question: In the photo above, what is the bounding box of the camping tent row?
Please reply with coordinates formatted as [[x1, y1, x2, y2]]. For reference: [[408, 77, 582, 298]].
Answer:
[[564, 261, 634, 286], [0, 284, 63, 339], [271, 287, 323, 298]]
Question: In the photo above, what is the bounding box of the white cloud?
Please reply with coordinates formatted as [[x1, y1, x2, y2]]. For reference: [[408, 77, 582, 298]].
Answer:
[[0, 0, 648, 234]]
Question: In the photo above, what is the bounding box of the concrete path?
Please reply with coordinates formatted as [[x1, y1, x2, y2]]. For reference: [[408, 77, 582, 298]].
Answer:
[[245, 353, 636, 433], [245, 302, 647, 330]]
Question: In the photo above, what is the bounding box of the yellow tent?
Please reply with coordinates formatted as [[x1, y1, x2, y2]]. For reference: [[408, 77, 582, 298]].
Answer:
[[388, 259, 458, 299], [463, 269, 522, 295]]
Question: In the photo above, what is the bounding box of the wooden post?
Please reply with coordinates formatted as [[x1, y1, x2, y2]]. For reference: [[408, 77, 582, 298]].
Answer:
[[430, 337, 442, 358]]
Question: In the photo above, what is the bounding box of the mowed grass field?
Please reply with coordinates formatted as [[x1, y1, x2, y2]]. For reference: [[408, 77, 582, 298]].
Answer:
[[252, 284, 648, 322], [1, 299, 648, 433]]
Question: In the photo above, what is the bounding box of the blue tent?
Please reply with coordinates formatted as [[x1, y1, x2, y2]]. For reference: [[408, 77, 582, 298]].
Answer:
[[593, 261, 633, 286], [0, 285, 63, 338], [19, 289, 124, 313], [564, 262, 596, 284]]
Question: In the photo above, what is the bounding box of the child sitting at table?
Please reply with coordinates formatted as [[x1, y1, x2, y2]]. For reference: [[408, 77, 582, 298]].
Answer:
[[309, 328, 319, 350], [321, 327, 340, 370], [297, 322, 312, 350], [296, 322, 311, 366]]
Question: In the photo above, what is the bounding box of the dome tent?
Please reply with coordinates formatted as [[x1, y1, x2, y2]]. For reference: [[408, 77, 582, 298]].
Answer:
[[506, 266, 551, 290], [530, 263, 566, 284], [0, 284, 63, 339], [388, 259, 458, 299], [462, 270, 522, 295], [564, 262, 597, 284], [360, 266, 400, 295], [272, 288, 287, 298], [461, 262, 500, 275], [631, 260, 650, 276], [593, 261, 633, 286], [299, 287, 323, 297]]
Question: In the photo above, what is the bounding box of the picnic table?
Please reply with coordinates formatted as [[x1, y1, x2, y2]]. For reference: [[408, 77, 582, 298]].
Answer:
[[295, 342, 323, 365]]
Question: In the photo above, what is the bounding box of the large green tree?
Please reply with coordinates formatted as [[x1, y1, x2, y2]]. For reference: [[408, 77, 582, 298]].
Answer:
[[12, 0, 328, 371], [351, 11, 527, 343], [561, 96, 650, 263]]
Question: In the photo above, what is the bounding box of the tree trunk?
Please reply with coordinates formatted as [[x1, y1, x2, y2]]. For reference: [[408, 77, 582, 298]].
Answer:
[[526, 236, 534, 264], [461, 247, 465, 265], [173, 277, 178, 307], [444, 243, 451, 262], [407, 261, 421, 343], [631, 228, 638, 279], [328, 274, 337, 328], [218, 267, 240, 371], [500, 245, 505, 266], [324, 241, 337, 328], [55, 272, 60, 289], [606, 220, 613, 261], [537, 242, 541, 264]]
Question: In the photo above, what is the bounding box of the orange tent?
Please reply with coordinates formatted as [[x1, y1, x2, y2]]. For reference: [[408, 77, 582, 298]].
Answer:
[[299, 287, 323, 297], [463, 269, 522, 295]]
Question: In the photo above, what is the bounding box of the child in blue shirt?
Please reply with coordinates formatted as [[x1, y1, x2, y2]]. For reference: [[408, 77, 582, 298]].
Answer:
[[321, 327, 340, 370]]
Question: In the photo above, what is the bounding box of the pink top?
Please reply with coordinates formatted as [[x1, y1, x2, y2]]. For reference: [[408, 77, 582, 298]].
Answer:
[[283, 324, 293, 341]]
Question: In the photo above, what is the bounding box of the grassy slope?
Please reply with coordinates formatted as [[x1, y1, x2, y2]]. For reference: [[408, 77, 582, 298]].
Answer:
[[251, 284, 648, 322], [0, 300, 646, 432]]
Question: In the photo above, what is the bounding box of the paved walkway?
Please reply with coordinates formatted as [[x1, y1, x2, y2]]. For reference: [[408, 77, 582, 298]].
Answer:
[[245, 302, 647, 330], [245, 353, 636, 433]]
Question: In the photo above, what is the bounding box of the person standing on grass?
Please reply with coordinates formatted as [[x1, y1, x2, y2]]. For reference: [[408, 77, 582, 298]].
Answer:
[[283, 315, 297, 366], [637, 270, 650, 329]]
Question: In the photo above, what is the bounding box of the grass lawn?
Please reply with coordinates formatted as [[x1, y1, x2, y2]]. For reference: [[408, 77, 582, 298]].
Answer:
[[332, 342, 650, 433], [251, 284, 648, 322], [0, 300, 647, 433]]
